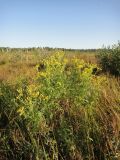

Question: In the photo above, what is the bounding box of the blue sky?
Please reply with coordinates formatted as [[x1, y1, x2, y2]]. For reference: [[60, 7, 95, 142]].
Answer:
[[0, 0, 120, 49]]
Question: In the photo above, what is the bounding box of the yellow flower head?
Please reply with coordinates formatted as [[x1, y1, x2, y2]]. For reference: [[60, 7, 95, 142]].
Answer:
[[38, 72, 47, 78], [17, 107, 25, 116]]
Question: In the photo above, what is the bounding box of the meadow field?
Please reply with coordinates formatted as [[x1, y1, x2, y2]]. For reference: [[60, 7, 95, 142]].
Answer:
[[0, 46, 120, 160], [0, 48, 97, 83]]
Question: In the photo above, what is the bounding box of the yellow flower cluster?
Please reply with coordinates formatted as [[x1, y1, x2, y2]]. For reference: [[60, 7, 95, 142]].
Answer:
[[96, 76, 107, 85], [17, 106, 25, 116], [28, 84, 39, 98], [40, 94, 48, 101], [17, 88, 23, 96], [38, 72, 47, 78]]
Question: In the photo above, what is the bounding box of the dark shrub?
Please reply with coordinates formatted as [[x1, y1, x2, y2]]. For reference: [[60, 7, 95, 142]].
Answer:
[[97, 42, 120, 76], [37, 63, 46, 72]]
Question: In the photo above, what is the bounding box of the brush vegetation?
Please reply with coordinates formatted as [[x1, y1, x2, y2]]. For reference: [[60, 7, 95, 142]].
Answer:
[[0, 46, 120, 160], [97, 42, 120, 76]]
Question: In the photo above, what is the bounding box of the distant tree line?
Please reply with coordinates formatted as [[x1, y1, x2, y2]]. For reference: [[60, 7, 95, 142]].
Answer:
[[0, 46, 104, 53]]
